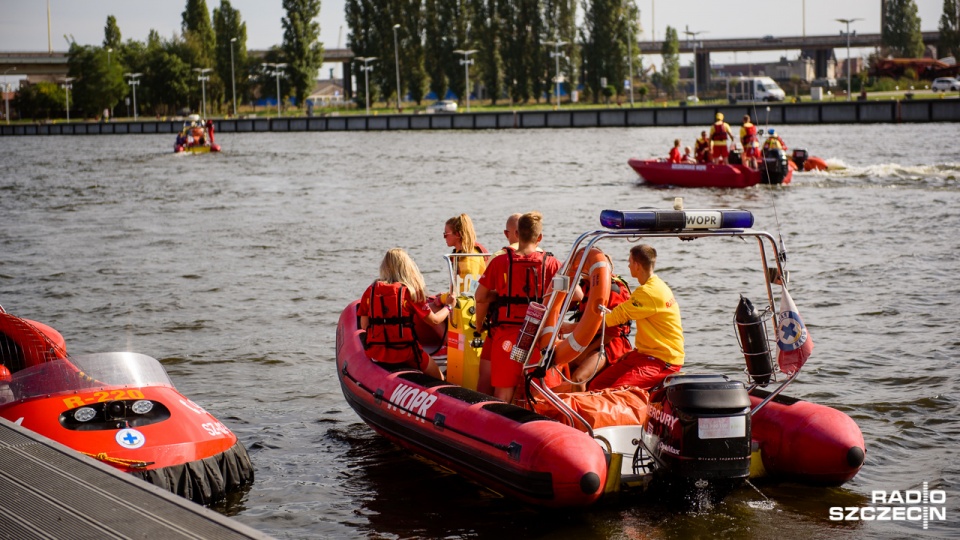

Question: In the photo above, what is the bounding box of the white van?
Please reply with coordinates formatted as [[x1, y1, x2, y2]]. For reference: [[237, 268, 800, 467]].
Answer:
[[727, 76, 786, 103]]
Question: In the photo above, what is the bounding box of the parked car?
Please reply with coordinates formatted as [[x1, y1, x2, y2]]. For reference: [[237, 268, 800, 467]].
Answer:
[[427, 100, 458, 113], [931, 77, 960, 92]]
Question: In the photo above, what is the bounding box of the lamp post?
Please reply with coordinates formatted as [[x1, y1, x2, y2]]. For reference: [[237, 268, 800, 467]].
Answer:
[[543, 40, 567, 108], [107, 48, 113, 117], [355, 56, 377, 115], [230, 38, 237, 117], [262, 63, 287, 117], [454, 49, 477, 112], [627, 26, 634, 107], [2, 67, 15, 125], [683, 26, 706, 101], [194, 67, 212, 118], [124, 72, 142, 120], [836, 18, 861, 102], [392, 24, 402, 112], [62, 77, 74, 123]]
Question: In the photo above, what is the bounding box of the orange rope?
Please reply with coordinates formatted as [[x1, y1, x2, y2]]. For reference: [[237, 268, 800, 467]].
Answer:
[[81, 451, 153, 469]]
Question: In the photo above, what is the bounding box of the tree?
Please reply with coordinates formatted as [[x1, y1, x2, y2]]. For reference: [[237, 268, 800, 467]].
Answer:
[[939, 0, 960, 61], [281, 0, 325, 108], [345, 0, 382, 107], [103, 15, 122, 49], [581, 0, 638, 103], [470, 0, 503, 104], [882, 0, 924, 58], [661, 25, 679, 98], [398, 0, 428, 105], [12, 81, 63, 120], [182, 0, 216, 62], [213, 1, 248, 114]]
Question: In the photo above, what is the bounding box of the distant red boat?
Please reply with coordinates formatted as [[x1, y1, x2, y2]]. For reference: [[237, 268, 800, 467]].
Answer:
[[629, 150, 796, 188]]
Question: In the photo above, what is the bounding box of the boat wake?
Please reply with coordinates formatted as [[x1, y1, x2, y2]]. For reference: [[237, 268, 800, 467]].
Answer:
[[796, 161, 960, 187]]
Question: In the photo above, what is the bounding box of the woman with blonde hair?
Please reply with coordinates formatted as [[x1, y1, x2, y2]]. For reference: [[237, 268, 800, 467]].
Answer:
[[444, 214, 488, 291], [358, 248, 450, 379]]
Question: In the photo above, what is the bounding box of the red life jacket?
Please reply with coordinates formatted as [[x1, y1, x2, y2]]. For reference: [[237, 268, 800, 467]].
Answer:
[[493, 248, 556, 326], [742, 123, 758, 147], [572, 275, 633, 363], [363, 281, 418, 350], [711, 121, 729, 144]]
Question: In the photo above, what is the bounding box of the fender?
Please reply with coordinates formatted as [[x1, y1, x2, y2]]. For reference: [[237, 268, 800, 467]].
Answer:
[[539, 248, 611, 367], [735, 295, 772, 385]]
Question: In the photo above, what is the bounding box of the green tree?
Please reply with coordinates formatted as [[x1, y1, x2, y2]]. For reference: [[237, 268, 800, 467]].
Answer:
[[213, 1, 248, 114], [345, 0, 382, 107], [939, 0, 960, 60], [470, 0, 503, 104], [882, 0, 924, 58], [281, 0, 325, 109], [13, 81, 64, 120], [182, 0, 216, 62], [398, 0, 428, 105], [661, 25, 680, 98], [103, 16, 122, 49], [581, 0, 637, 103]]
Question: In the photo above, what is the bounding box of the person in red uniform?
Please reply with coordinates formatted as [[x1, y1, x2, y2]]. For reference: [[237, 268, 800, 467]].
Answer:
[[668, 139, 682, 163], [739, 114, 760, 168], [474, 211, 562, 404], [553, 255, 633, 393], [358, 248, 451, 380], [709, 113, 735, 165], [694, 130, 711, 163]]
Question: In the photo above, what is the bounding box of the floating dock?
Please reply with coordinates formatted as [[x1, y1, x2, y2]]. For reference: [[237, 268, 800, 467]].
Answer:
[[0, 418, 270, 539]]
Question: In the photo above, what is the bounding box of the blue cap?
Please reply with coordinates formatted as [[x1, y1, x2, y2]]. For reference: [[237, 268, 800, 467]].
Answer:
[[768, 128, 776, 135]]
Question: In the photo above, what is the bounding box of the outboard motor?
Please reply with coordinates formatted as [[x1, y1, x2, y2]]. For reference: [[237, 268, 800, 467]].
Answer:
[[735, 295, 773, 385], [728, 149, 742, 165], [791, 148, 809, 170], [641, 374, 752, 502], [760, 148, 789, 184]]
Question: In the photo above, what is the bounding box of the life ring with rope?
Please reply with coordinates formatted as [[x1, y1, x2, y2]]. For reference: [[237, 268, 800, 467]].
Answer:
[[538, 247, 611, 367]]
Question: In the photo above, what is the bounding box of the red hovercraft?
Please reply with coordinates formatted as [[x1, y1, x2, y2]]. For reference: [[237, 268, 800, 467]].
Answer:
[[336, 203, 865, 507], [0, 308, 253, 505]]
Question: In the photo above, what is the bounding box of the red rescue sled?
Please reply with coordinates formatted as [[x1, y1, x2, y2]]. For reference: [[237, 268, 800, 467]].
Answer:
[[0, 310, 253, 504]]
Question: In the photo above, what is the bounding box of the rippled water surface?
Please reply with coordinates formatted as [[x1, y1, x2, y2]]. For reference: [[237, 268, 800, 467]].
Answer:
[[1, 122, 959, 538]]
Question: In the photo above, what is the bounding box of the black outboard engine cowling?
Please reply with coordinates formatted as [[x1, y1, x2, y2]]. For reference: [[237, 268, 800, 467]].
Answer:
[[791, 148, 809, 170], [761, 149, 789, 184], [641, 374, 752, 496], [728, 149, 742, 165]]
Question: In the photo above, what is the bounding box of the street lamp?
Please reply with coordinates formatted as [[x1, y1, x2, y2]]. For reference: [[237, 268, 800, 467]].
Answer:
[[392, 24, 402, 112], [836, 18, 861, 102], [107, 48, 114, 117], [627, 25, 635, 107], [62, 77, 74, 123], [2, 67, 15, 125], [355, 56, 377, 115], [230, 38, 238, 117], [683, 26, 706, 101], [262, 63, 287, 117], [543, 40, 567, 108], [454, 49, 477, 112], [194, 67, 212, 118], [124, 72, 142, 120]]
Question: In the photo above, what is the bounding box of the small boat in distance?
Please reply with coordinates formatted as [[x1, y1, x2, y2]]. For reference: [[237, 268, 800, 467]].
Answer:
[[0, 308, 253, 504], [629, 148, 798, 188], [175, 114, 221, 154]]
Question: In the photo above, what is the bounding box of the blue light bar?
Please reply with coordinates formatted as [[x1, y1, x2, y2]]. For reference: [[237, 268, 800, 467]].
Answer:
[[600, 209, 754, 231]]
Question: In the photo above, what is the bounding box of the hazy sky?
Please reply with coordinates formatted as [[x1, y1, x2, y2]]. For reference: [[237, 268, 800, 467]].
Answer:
[[0, 0, 948, 77]]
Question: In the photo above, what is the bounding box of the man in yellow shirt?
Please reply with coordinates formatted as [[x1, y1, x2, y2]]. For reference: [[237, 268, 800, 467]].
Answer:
[[589, 244, 684, 390]]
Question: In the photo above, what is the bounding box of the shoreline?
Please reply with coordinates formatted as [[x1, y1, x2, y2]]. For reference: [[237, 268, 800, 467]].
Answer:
[[2, 98, 957, 136]]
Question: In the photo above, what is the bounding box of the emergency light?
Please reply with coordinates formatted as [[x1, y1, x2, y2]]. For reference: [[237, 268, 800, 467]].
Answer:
[[600, 209, 754, 231]]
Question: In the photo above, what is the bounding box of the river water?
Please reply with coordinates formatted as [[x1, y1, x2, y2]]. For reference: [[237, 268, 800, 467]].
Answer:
[[1, 122, 959, 539]]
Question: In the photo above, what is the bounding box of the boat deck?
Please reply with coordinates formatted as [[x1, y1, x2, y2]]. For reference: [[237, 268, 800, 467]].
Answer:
[[0, 418, 269, 540]]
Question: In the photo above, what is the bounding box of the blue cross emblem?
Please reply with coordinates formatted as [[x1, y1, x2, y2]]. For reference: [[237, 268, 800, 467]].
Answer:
[[116, 428, 146, 449], [123, 432, 139, 445]]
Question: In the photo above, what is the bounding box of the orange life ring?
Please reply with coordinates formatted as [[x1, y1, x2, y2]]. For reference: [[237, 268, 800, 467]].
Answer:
[[538, 247, 611, 367], [190, 127, 204, 139]]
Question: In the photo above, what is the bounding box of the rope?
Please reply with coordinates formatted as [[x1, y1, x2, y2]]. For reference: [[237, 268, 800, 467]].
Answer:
[[81, 451, 153, 469]]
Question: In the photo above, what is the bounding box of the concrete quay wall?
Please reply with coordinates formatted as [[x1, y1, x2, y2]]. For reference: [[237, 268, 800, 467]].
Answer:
[[2, 99, 958, 136]]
